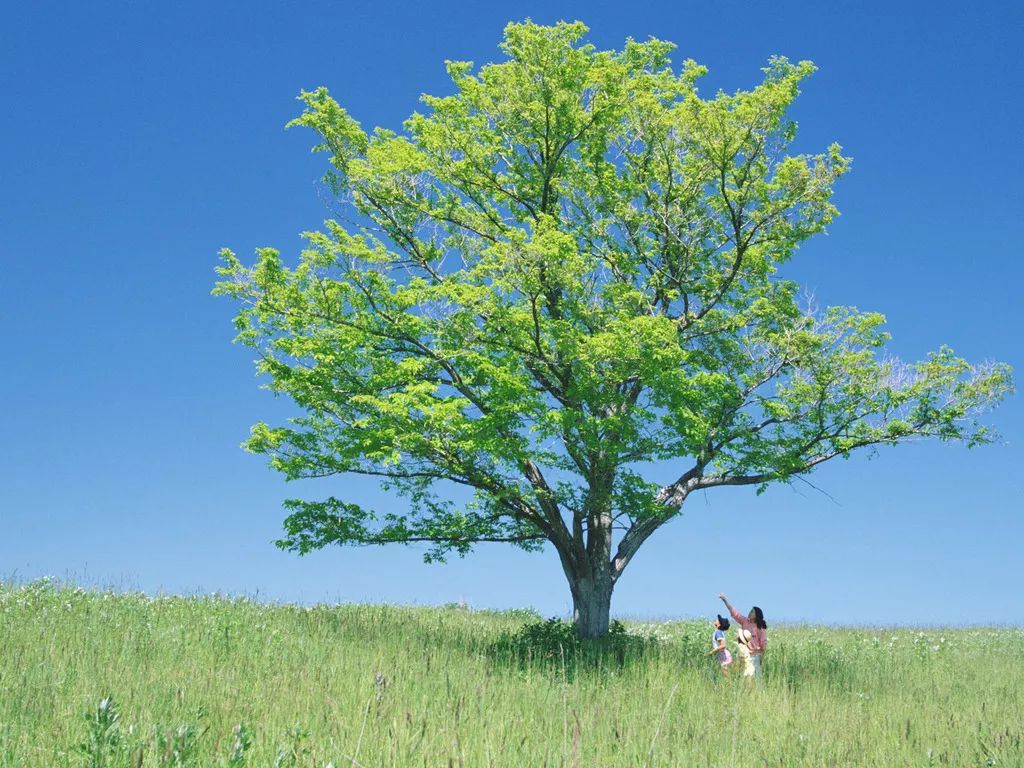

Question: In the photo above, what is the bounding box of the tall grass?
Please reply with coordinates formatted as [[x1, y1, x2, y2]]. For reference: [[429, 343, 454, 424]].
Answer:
[[1, 579, 1020, 766]]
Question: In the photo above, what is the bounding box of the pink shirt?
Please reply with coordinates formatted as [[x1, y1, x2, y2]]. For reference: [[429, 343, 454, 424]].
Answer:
[[729, 607, 767, 655]]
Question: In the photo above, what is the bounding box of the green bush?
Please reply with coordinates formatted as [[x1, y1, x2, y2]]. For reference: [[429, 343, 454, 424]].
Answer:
[[489, 617, 657, 678]]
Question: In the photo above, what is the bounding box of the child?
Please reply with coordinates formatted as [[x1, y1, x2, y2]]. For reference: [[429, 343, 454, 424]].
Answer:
[[708, 614, 732, 675], [734, 628, 756, 680]]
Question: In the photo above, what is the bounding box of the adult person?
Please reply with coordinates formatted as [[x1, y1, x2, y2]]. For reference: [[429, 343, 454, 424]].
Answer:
[[719, 593, 768, 678]]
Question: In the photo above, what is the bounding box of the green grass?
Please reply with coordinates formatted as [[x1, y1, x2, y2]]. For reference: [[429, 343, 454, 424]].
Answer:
[[1, 579, 1021, 767]]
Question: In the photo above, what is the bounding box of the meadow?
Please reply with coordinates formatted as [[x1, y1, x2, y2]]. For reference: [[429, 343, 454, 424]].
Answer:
[[1, 579, 1020, 767]]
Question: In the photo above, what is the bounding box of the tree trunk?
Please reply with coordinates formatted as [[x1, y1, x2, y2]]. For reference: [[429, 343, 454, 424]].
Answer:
[[570, 573, 614, 640], [566, 465, 617, 639]]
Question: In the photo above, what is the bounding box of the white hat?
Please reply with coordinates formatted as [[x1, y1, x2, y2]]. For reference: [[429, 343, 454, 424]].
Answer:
[[737, 628, 752, 645]]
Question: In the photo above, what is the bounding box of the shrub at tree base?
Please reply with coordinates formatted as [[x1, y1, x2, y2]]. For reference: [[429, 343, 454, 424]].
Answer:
[[489, 617, 657, 677]]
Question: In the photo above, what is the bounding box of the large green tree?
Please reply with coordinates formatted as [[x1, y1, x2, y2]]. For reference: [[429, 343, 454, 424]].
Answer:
[[216, 21, 1012, 638]]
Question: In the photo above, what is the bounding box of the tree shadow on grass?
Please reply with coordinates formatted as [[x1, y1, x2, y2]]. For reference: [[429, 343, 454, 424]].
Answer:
[[486, 618, 661, 680]]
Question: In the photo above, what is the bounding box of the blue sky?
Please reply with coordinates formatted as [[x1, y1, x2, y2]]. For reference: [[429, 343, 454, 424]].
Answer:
[[2, 1, 1021, 625]]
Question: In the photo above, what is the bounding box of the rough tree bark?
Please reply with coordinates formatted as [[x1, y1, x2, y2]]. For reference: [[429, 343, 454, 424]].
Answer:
[[570, 572, 614, 639]]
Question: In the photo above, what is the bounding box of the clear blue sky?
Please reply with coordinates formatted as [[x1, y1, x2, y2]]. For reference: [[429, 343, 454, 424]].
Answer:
[[3, 1, 1021, 626]]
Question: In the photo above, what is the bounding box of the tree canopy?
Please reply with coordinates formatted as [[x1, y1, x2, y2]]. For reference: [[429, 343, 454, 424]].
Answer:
[[215, 20, 1012, 637]]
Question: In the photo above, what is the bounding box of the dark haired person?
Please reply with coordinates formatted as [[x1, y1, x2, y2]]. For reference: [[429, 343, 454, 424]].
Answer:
[[708, 614, 732, 675], [719, 593, 768, 678]]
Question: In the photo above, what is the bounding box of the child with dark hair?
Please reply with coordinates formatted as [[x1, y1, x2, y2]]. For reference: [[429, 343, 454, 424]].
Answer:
[[708, 614, 732, 675], [719, 593, 768, 678]]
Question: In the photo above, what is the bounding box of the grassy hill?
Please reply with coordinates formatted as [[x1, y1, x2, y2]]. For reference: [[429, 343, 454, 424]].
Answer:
[[1, 580, 1020, 766]]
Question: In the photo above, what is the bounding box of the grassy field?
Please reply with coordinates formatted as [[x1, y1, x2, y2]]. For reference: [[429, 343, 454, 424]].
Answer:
[[1, 580, 1021, 767]]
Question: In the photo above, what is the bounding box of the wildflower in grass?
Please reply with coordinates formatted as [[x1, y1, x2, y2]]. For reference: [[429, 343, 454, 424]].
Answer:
[[226, 724, 252, 767], [78, 697, 121, 768]]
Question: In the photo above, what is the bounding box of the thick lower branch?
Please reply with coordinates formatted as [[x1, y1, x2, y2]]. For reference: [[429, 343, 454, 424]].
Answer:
[[611, 464, 703, 579]]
